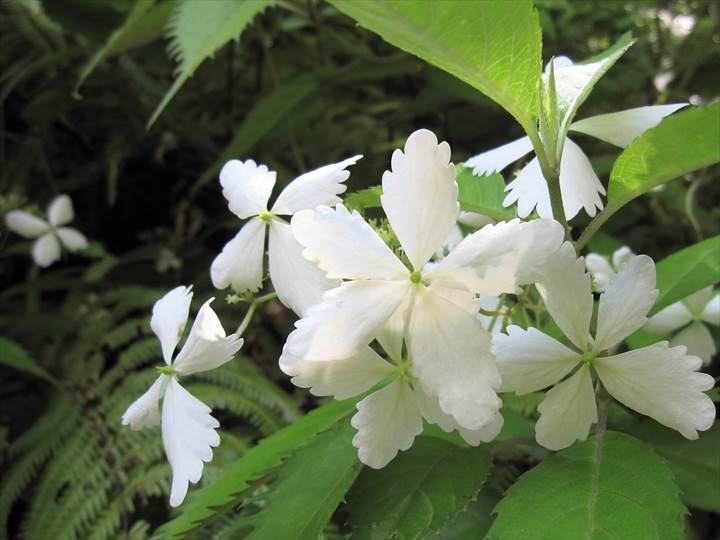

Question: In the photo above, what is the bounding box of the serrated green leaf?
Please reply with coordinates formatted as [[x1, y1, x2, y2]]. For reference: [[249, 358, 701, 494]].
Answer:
[[347, 437, 492, 540], [75, 0, 174, 95], [630, 420, 720, 512], [344, 186, 382, 213], [155, 398, 358, 540], [488, 431, 685, 540], [607, 104, 720, 211], [0, 336, 56, 383], [328, 0, 542, 132], [148, 0, 274, 127], [191, 75, 318, 193], [650, 236, 720, 316], [219, 420, 361, 540], [553, 32, 634, 160], [428, 487, 499, 540], [456, 166, 515, 222]]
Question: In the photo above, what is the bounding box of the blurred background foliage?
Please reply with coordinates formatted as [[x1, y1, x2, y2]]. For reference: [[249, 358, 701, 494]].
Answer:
[[0, 0, 718, 538]]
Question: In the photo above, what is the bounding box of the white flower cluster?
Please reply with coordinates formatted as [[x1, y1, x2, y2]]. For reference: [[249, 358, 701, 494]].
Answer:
[[115, 127, 714, 507]]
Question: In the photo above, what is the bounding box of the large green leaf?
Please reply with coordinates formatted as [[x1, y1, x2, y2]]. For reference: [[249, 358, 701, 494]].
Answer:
[[630, 420, 720, 512], [456, 166, 515, 221], [156, 398, 357, 539], [488, 431, 685, 540], [75, 0, 174, 94], [346, 437, 492, 539], [218, 420, 361, 539], [0, 336, 56, 383], [650, 236, 720, 316], [329, 0, 542, 131], [148, 0, 274, 127], [608, 103, 720, 212]]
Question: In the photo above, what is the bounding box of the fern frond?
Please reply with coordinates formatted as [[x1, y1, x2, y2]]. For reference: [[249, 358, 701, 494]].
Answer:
[[103, 316, 151, 350]]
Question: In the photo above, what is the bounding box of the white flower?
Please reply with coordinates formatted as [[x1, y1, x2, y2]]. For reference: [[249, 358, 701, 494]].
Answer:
[[466, 59, 687, 219], [645, 287, 719, 365], [281, 129, 564, 466], [211, 155, 361, 315], [121, 286, 243, 507], [494, 243, 715, 451], [584, 245, 634, 291], [4, 194, 88, 267]]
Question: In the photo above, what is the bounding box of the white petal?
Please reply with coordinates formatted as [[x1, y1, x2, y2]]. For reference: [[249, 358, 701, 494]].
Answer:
[[425, 218, 564, 296], [381, 129, 459, 270], [210, 217, 266, 292], [458, 210, 494, 229], [5, 210, 49, 238], [375, 293, 412, 364], [558, 139, 605, 219], [684, 286, 713, 316], [595, 342, 715, 439], [408, 287, 501, 430], [173, 298, 243, 375], [56, 227, 88, 251], [569, 104, 688, 148], [535, 242, 593, 351], [291, 205, 406, 280], [611, 246, 634, 270], [162, 378, 220, 507], [584, 253, 613, 292], [503, 157, 551, 218], [536, 365, 597, 451], [285, 279, 410, 362], [464, 136, 534, 176], [671, 322, 716, 366], [351, 379, 423, 468], [121, 375, 168, 430], [47, 194, 74, 226], [220, 159, 275, 218], [32, 233, 61, 268], [281, 346, 394, 400], [270, 155, 361, 215], [151, 286, 193, 365], [644, 301, 693, 334], [545, 56, 574, 73], [494, 326, 581, 394], [702, 294, 719, 326], [595, 255, 658, 351], [437, 224, 464, 257], [268, 220, 340, 316]]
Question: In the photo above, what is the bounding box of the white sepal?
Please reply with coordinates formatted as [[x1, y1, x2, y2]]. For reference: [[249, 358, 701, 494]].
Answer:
[[32, 233, 61, 268], [5, 210, 49, 238], [121, 375, 168, 430], [210, 217, 266, 293], [464, 136, 534, 176], [219, 159, 275, 219], [47, 194, 74, 226], [150, 286, 193, 365]]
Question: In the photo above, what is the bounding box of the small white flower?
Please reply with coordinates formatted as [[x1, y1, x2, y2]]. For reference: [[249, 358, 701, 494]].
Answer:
[[494, 243, 715, 451], [121, 286, 243, 507], [281, 129, 564, 466], [4, 194, 88, 267], [210, 156, 361, 316], [466, 59, 687, 219], [584, 245, 634, 291], [645, 287, 719, 365]]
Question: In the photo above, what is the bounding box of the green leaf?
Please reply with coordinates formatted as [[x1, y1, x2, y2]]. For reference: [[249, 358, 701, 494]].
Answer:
[[488, 431, 685, 540], [191, 75, 318, 193], [219, 420, 361, 540], [156, 398, 358, 540], [0, 336, 56, 383], [329, 0, 542, 132], [456, 166, 515, 221], [650, 236, 720, 316], [75, 0, 174, 95], [148, 0, 274, 127], [630, 420, 720, 512], [347, 437, 492, 539], [553, 32, 634, 160], [607, 104, 720, 212], [344, 186, 383, 213], [428, 487, 499, 540]]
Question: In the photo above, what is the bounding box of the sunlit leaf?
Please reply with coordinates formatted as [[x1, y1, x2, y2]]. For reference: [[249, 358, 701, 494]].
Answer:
[[456, 166, 515, 221]]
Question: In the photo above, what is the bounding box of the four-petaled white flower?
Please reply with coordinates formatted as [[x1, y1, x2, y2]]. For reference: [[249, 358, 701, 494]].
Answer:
[[5, 194, 88, 267], [466, 58, 687, 219], [211, 155, 361, 315], [121, 286, 243, 507], [584, 245, 634, 292], [645, 287, 719, 365], [280, 129, 564, 467], [494, 243, 715, 451]]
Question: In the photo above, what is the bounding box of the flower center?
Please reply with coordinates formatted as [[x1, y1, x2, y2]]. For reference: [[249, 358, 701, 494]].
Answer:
[[156, 365, 176, 376], [257, 210, 274, 223], [409, 271, 422, 284], [581, 350, 595, 365]]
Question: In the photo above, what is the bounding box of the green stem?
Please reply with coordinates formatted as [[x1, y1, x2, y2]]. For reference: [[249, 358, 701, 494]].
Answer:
[[235, 292, 277, 337], [575, 205, 618, 252]]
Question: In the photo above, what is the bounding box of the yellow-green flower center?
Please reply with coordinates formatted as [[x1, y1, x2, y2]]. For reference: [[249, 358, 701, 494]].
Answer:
[[257, 210, 274, 223], [156, 365, 175, 376], [410, 271, 422, 284]]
